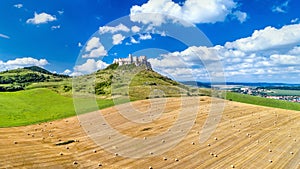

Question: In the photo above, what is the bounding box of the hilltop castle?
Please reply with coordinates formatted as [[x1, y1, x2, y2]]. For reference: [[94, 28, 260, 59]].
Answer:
[[113, 54, 152, 70]]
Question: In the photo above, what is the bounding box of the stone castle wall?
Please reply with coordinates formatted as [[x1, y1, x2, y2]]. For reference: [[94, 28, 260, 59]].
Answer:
[[113, 54, 152, 69]]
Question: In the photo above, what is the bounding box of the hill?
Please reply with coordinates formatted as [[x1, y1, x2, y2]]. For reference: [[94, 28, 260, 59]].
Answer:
[[0, 66, 69, 92], [74, 63, 205, 100], [0, 64, 205, 127]]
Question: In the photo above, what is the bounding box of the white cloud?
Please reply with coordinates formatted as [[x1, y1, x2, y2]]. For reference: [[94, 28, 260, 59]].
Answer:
[[63, 69, 71, 75], [26, 12, 57, 24], [0, 33, 10, 39], [84, 47, 107, 58], [139, 33, 152, 40], [14, 4, 23, 8], [99, 24, 130, 34], [291, 18, 299, 23], [85, 37, 101, 51], [131, 26, 141, 33], [149, 46, 221, 71], [225, 24, 300, 52], [78, 42, 82, 47], [74, 59, 108, 74], [272, 1, 289, 13], [130, 37, 139, 44], [270, 54, 300, 65], [112, 34, 125, 45], [51, 25, 61, 30], [147, 24, 300, 82], [288, 46, 300, 55], [0, 57, 49, 72], [232, 11, 247, 23], [130, 0, 244, 26], [83, 37, 107, 58]]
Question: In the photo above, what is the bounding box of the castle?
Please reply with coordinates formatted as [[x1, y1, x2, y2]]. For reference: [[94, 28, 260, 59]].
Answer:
[[113, 54, 152, 70]]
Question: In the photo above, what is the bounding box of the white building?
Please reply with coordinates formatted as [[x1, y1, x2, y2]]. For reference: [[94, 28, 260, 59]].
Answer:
[[113, 54, 152, 69]]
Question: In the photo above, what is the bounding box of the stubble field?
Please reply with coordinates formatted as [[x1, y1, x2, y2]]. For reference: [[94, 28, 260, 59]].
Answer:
[[0, 97, 299, 168]]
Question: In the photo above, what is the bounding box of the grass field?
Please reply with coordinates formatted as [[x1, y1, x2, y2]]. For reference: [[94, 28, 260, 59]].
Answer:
[[0, 88, 116, 127], [268, 89, 300, 96], [226, 92, 300, 111]]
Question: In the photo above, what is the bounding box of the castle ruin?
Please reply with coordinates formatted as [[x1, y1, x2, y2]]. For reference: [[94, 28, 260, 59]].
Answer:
[[113, 54, 152, 70]]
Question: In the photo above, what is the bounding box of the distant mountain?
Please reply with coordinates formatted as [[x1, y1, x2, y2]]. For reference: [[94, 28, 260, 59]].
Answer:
[[0, 66, 69, 91], [180, 81, 211, 88], [181, 81, 300, 88]]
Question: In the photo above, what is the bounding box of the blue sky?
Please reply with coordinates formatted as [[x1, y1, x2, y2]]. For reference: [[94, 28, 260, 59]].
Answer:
[[0, 0, 299, 83]]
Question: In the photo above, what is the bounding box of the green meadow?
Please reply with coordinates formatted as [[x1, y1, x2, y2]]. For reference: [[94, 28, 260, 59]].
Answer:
[[226, 92, 300, 111], [0, 88, 115, 127]]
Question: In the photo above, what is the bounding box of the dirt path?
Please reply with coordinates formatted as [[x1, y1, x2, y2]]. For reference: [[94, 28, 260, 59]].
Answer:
[[0, 97, 299, 168]]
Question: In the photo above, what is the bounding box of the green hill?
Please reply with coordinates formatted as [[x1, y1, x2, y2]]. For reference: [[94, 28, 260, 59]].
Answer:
[[0, 64, 205, 127], [74, 63, 205, 100], [0, 66, 69, 92], [226, 92, 300, 111]]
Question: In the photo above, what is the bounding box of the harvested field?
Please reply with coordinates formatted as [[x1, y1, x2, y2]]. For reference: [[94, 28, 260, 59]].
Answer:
[[0, 97, 299, 168]]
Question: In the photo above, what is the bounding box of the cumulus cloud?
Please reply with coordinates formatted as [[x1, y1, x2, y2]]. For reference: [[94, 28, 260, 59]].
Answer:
[[83, 37, 107, 58], [0, 33, 10, 39], [139, 33, 152, 40], [225, 24, 300, 52], [63, 69, 72, 75], [112, 34, 125, 45], [232, 11, 248, 23], [85, 37, 101, 52], [149, 46, 221, 72], [26, 12, 57, 24], [74, 59, 108, 74], [288, 46, 300, 55], [0, 57, 49, 72], [131, 26, 141, 33], [130, 0, 245, 26], [14, 4, 23, 8], [147, 23, 300, 82], [99, 24, 130, 34], [270, 54, 300, 65]]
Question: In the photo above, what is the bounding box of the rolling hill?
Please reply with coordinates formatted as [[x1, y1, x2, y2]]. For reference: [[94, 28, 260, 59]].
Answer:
[[0, 66, 69, 91], [73, 63, 205, 100], [0, 64, 204, 127]]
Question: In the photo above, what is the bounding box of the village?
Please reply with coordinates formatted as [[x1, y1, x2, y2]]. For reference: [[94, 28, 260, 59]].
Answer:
[[231, 87, 300, 103]]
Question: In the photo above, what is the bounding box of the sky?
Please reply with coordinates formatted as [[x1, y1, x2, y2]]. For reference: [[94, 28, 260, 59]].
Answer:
[[0, 0, 299, 83]]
